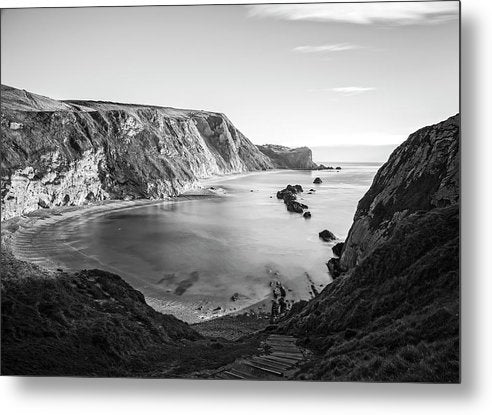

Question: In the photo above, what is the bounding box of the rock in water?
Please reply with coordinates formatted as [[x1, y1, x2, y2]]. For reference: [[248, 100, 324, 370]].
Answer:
[[319, 229, 336, 242], [287, 201, 307, 213], [278, 115, 460, 383], [303, 211, 312, 219], [313, 177, 322, 184], [332, 242, 345, 257]]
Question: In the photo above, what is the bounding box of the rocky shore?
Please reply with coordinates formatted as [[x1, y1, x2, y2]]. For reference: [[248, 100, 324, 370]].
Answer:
[[277, 114, 460, 382], [1, 90, 460, 381]]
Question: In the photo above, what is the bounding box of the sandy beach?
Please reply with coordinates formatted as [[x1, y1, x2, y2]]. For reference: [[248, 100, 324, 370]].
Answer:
[[1, 180, 282, 324]]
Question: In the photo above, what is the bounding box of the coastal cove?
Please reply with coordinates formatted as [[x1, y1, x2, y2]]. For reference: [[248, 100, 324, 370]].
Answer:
[[7, 163, 380, 323]]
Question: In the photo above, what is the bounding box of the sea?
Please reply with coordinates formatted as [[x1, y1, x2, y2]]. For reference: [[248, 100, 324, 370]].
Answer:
[[41, 162, 381, 322]]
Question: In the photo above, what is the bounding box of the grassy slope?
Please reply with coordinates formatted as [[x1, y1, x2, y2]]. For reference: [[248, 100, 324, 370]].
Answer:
[[279, 205, 459, 382], [1, 251, 263, 377]]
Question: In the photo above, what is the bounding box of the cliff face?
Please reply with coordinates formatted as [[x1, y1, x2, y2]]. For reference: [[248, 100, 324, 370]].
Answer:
[[340, 114, 460, 270], [256, 144, 317, 169], [279, 115, 460, 382], [1, 85, 273, 220]]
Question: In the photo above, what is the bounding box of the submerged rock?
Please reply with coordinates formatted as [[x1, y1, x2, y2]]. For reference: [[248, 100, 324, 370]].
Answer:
[[313, 177, 322, 184]]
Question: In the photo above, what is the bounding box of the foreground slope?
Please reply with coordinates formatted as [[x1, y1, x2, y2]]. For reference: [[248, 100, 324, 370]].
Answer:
[[1, 85, 273, 220], [279, 115, 460, 382], [0, 249, 262, 377]]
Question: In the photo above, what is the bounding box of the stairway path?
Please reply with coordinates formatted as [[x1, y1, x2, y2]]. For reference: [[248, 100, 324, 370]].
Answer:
[[212, 334, 305, 380]]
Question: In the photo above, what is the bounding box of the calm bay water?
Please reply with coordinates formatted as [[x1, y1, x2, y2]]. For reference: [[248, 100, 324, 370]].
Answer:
[[45, 162, 380, 321]]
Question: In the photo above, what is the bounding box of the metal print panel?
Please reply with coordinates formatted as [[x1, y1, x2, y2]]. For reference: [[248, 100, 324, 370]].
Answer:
[[0, 1, 460, 382]]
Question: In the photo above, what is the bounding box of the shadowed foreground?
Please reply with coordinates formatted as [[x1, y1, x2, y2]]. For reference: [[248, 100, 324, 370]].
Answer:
[[0, 251, 263, 377]]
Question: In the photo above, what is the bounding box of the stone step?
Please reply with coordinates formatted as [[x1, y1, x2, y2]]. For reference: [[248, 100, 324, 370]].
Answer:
[[252, 357, 291, 371], [228, 368, 257, 380], [244, 361, 283, 376], [223, 370, 245, 380], [262, 355, 298, 366], [271, 352, 303, 361]]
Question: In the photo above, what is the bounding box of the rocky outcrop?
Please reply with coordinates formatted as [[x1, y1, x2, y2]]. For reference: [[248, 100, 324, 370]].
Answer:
[[277, 114, 460, 382], [340, 114, 460, 270], [1, 85, 274, 220], [319, 229, 336, 242], [257, 144, 317, 169], [276, 184, 308, 214]]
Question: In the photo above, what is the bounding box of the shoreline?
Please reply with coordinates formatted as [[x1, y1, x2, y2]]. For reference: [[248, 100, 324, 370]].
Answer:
[[1, 172, 278, 324]]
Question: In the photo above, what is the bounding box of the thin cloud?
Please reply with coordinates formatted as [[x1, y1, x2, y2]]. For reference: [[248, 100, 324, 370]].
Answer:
[[293, 43, 362, 53], [332, 87, 376, 96], [247, 2, 459, 26]]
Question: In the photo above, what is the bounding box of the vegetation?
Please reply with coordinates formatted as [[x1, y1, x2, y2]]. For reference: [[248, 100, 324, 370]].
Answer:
[[279, 205, 459, 382], [1, 250, 263, 377]]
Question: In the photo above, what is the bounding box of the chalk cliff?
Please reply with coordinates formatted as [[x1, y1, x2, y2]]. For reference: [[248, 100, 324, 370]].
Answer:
[[256, 144, 317, 169], [1, 85, 273, 220]]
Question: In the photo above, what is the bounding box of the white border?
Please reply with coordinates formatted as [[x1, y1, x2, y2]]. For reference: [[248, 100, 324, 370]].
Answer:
[[1, 0, 491, 414]]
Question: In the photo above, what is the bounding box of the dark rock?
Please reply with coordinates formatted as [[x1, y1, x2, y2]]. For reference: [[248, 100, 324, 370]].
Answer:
[[313, 177, 322, 184], [340, 114, 460, 270], [319, 229, 336, 242], [335, 167, 341, 170], [212, 306, 222, 312], [277, 184, 303, 199], [303, 211, 311, 219], [287, 201, 308, 213], [344, 328, 357, 340], [327, 258, 342, 279], [230, 293, 239, 302], [37, 198, 49, 209], [282, 191, 297, 204], [332, 242, 345, 257]]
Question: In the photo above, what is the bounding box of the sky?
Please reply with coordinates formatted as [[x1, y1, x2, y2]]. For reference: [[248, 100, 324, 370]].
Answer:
[[1, 2, 459, 159]]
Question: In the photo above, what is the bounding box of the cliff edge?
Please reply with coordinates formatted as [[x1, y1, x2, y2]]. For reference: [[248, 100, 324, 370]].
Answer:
[[257, 144, 317, 169], [340, 114, 459, 270], [1, 85, 273, 220], [278, 115, 460, 382]]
